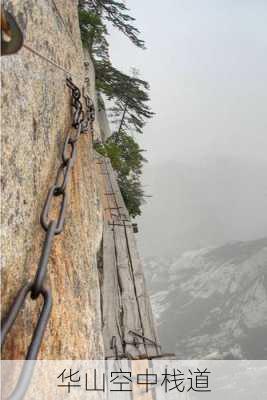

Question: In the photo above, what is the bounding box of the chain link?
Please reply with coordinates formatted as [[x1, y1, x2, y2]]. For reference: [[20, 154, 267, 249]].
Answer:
[[82, 87, 96, 135], [1, 78, 95, 399]]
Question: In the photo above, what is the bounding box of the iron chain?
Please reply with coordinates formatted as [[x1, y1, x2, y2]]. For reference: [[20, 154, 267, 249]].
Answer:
[[83, 88, 95, 134], [1, 78, 95, 399]]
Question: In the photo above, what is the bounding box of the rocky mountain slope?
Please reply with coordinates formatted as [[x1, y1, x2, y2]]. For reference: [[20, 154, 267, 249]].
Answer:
[[144, 237, 267, 359]]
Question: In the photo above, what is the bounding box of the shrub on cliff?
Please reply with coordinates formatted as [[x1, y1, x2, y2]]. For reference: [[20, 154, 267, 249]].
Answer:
[[95, 131, 147, 218]]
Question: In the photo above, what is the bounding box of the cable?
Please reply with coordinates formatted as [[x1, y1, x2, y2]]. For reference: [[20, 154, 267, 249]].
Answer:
[[2, 2, 86, 83], [22, 43, 84, 83]]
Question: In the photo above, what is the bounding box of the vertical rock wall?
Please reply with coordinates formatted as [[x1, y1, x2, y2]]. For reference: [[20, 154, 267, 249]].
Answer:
[[1, 0, 160, 362], [1, 0, 104, 359]]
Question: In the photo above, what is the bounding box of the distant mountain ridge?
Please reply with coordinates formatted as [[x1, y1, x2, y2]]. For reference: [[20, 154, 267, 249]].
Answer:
[[144, 237, 267, 359], [138, 158, 267, 258]]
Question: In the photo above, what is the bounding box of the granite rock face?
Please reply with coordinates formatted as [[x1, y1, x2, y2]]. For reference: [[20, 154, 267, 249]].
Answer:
[[1, 0, 104, 359]]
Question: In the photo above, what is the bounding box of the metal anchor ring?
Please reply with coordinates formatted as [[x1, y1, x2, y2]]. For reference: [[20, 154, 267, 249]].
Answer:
[[1, 10, 23, 56]]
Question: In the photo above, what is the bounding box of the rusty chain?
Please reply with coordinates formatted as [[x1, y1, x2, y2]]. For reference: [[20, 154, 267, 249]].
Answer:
[[82, 87, 96, 136], [1, 78, 95, 399]]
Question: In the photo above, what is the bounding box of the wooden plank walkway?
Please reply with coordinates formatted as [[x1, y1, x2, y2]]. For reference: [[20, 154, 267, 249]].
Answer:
[[95, 154, 161, 360]]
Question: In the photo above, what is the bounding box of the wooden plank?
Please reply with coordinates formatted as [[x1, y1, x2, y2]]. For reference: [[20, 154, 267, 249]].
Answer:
[[113, 225, 145, 357], [105, 159, 130, 221], [102, 222, 124, 358], [125, 225, 161, 357], [96, 159, 114, 223], [103, 163, 113, 195], [97, 157, 120, 222], [97, 157, 125, 218], [102, 159, 122, 222]]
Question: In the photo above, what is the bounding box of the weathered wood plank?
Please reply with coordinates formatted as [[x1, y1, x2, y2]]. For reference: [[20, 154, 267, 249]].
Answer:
[[95, 158, 114, 223], [113, 225, 146, 357], [96, 156, 121, 222], [125, 225, 161, 357], [105, 159, 130, 221], [103, 159, 122, 222], [102, 222, 124, 358]]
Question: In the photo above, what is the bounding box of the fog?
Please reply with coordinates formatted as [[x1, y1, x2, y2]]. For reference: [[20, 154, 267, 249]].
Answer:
[[108, 0, 267, 257]]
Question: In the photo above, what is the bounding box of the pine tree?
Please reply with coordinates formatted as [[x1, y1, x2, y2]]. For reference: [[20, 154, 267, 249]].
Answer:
[[96, 62, 154, 133], [78, 1, 153, 217], [80, 0, 145, 49], [78, 7, 109, 61]]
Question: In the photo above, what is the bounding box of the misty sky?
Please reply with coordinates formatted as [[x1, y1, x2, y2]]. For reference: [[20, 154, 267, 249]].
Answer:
[[108, 0, 267, 257]]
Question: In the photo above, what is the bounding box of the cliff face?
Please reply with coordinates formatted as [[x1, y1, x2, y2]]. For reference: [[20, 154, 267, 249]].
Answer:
[[1, 0, 104, 359], [1, 1, 159, 361]]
